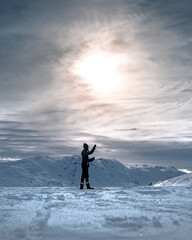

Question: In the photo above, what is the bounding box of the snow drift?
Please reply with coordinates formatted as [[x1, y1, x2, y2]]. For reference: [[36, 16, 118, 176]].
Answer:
[[0, 155, 185, 187], [154, 172, 192, 187]]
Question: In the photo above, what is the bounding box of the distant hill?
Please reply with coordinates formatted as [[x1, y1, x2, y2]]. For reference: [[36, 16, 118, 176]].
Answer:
[[154, 172, 192, 187], [0, 156, 185, 187]]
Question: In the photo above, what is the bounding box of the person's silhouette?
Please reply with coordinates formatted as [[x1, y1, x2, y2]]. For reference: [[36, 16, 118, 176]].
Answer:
[[80, 143, 96, 189]]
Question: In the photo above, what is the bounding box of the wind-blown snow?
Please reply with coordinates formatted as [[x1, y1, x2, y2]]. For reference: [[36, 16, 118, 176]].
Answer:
[[154, 172, 192, 187], [0, 155, 184, 187]]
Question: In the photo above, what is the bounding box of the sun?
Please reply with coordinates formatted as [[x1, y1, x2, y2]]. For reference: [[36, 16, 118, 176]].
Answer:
[[72, 51, 123, 93]]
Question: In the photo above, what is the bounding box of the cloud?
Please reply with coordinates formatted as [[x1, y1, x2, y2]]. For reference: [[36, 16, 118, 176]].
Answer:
[[115, 128, 138, 131], [0, 0, 192, 168]]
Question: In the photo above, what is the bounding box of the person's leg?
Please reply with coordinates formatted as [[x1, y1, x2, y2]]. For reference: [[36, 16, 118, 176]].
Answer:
[[80, 168, 85, 189], [85, 167, 89, 183], [86, 168, 94, 189]]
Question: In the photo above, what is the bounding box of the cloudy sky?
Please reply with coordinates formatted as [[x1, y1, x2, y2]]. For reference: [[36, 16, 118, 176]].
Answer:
[[0, 0, 192, 169]]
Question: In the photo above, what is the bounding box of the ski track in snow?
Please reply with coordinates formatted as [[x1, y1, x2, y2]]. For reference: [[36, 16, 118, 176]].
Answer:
[[0, 186, 192, 240]]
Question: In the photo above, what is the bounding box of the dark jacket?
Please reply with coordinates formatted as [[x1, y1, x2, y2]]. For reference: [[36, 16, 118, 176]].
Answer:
[[81, 145, 96, 168]]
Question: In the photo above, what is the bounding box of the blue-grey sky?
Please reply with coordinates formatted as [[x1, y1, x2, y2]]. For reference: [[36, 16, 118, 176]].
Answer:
[[0, 0, 192, 169]]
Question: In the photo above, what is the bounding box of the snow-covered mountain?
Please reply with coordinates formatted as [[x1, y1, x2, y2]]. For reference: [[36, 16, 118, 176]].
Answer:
[[0, 155, 185, 187], [154, 172, 192, 187]]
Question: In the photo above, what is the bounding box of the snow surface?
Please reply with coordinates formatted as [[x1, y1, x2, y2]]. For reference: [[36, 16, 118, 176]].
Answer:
[[1, 156, 191, 239], [0, 156, 184, 187], [154, 172, 192, 187], [0, 186, 192, 240]]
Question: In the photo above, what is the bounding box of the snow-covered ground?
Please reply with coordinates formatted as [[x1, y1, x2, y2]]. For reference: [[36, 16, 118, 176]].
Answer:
[[0, 156, 191, 239], [154, 172, 192, 187], [0, 186, 192, 240]]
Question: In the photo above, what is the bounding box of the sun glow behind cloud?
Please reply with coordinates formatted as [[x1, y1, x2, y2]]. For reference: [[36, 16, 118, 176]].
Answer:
[[72, 51, 126, 94]]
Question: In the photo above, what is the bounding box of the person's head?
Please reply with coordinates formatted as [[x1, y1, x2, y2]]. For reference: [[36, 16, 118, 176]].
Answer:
[[83, 143, 89, 150]]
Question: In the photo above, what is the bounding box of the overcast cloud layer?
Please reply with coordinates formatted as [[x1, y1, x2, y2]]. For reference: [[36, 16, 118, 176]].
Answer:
[[0, 0, 192, 169]]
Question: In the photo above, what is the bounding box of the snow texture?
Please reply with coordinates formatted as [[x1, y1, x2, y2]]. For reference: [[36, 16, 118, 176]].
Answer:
[[0, 155, 184, 187], [154, 172, 192, 186], [0, 186, 191, 240], [0, 156, 191, 239]]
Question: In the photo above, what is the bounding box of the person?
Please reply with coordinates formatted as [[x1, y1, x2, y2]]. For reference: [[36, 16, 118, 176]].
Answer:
[[80, 143, 96, 189]]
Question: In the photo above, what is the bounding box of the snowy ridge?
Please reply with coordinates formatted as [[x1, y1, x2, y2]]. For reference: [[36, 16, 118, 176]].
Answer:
[[154, 172, 192, 187], [0, 155, 185, 187]]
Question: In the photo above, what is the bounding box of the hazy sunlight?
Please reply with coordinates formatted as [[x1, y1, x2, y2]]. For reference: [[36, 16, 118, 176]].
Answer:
[[73, 51, 124, 93]]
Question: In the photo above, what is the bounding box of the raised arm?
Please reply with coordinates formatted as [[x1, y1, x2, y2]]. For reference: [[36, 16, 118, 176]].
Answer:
[[88, 144, 96, 155]]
